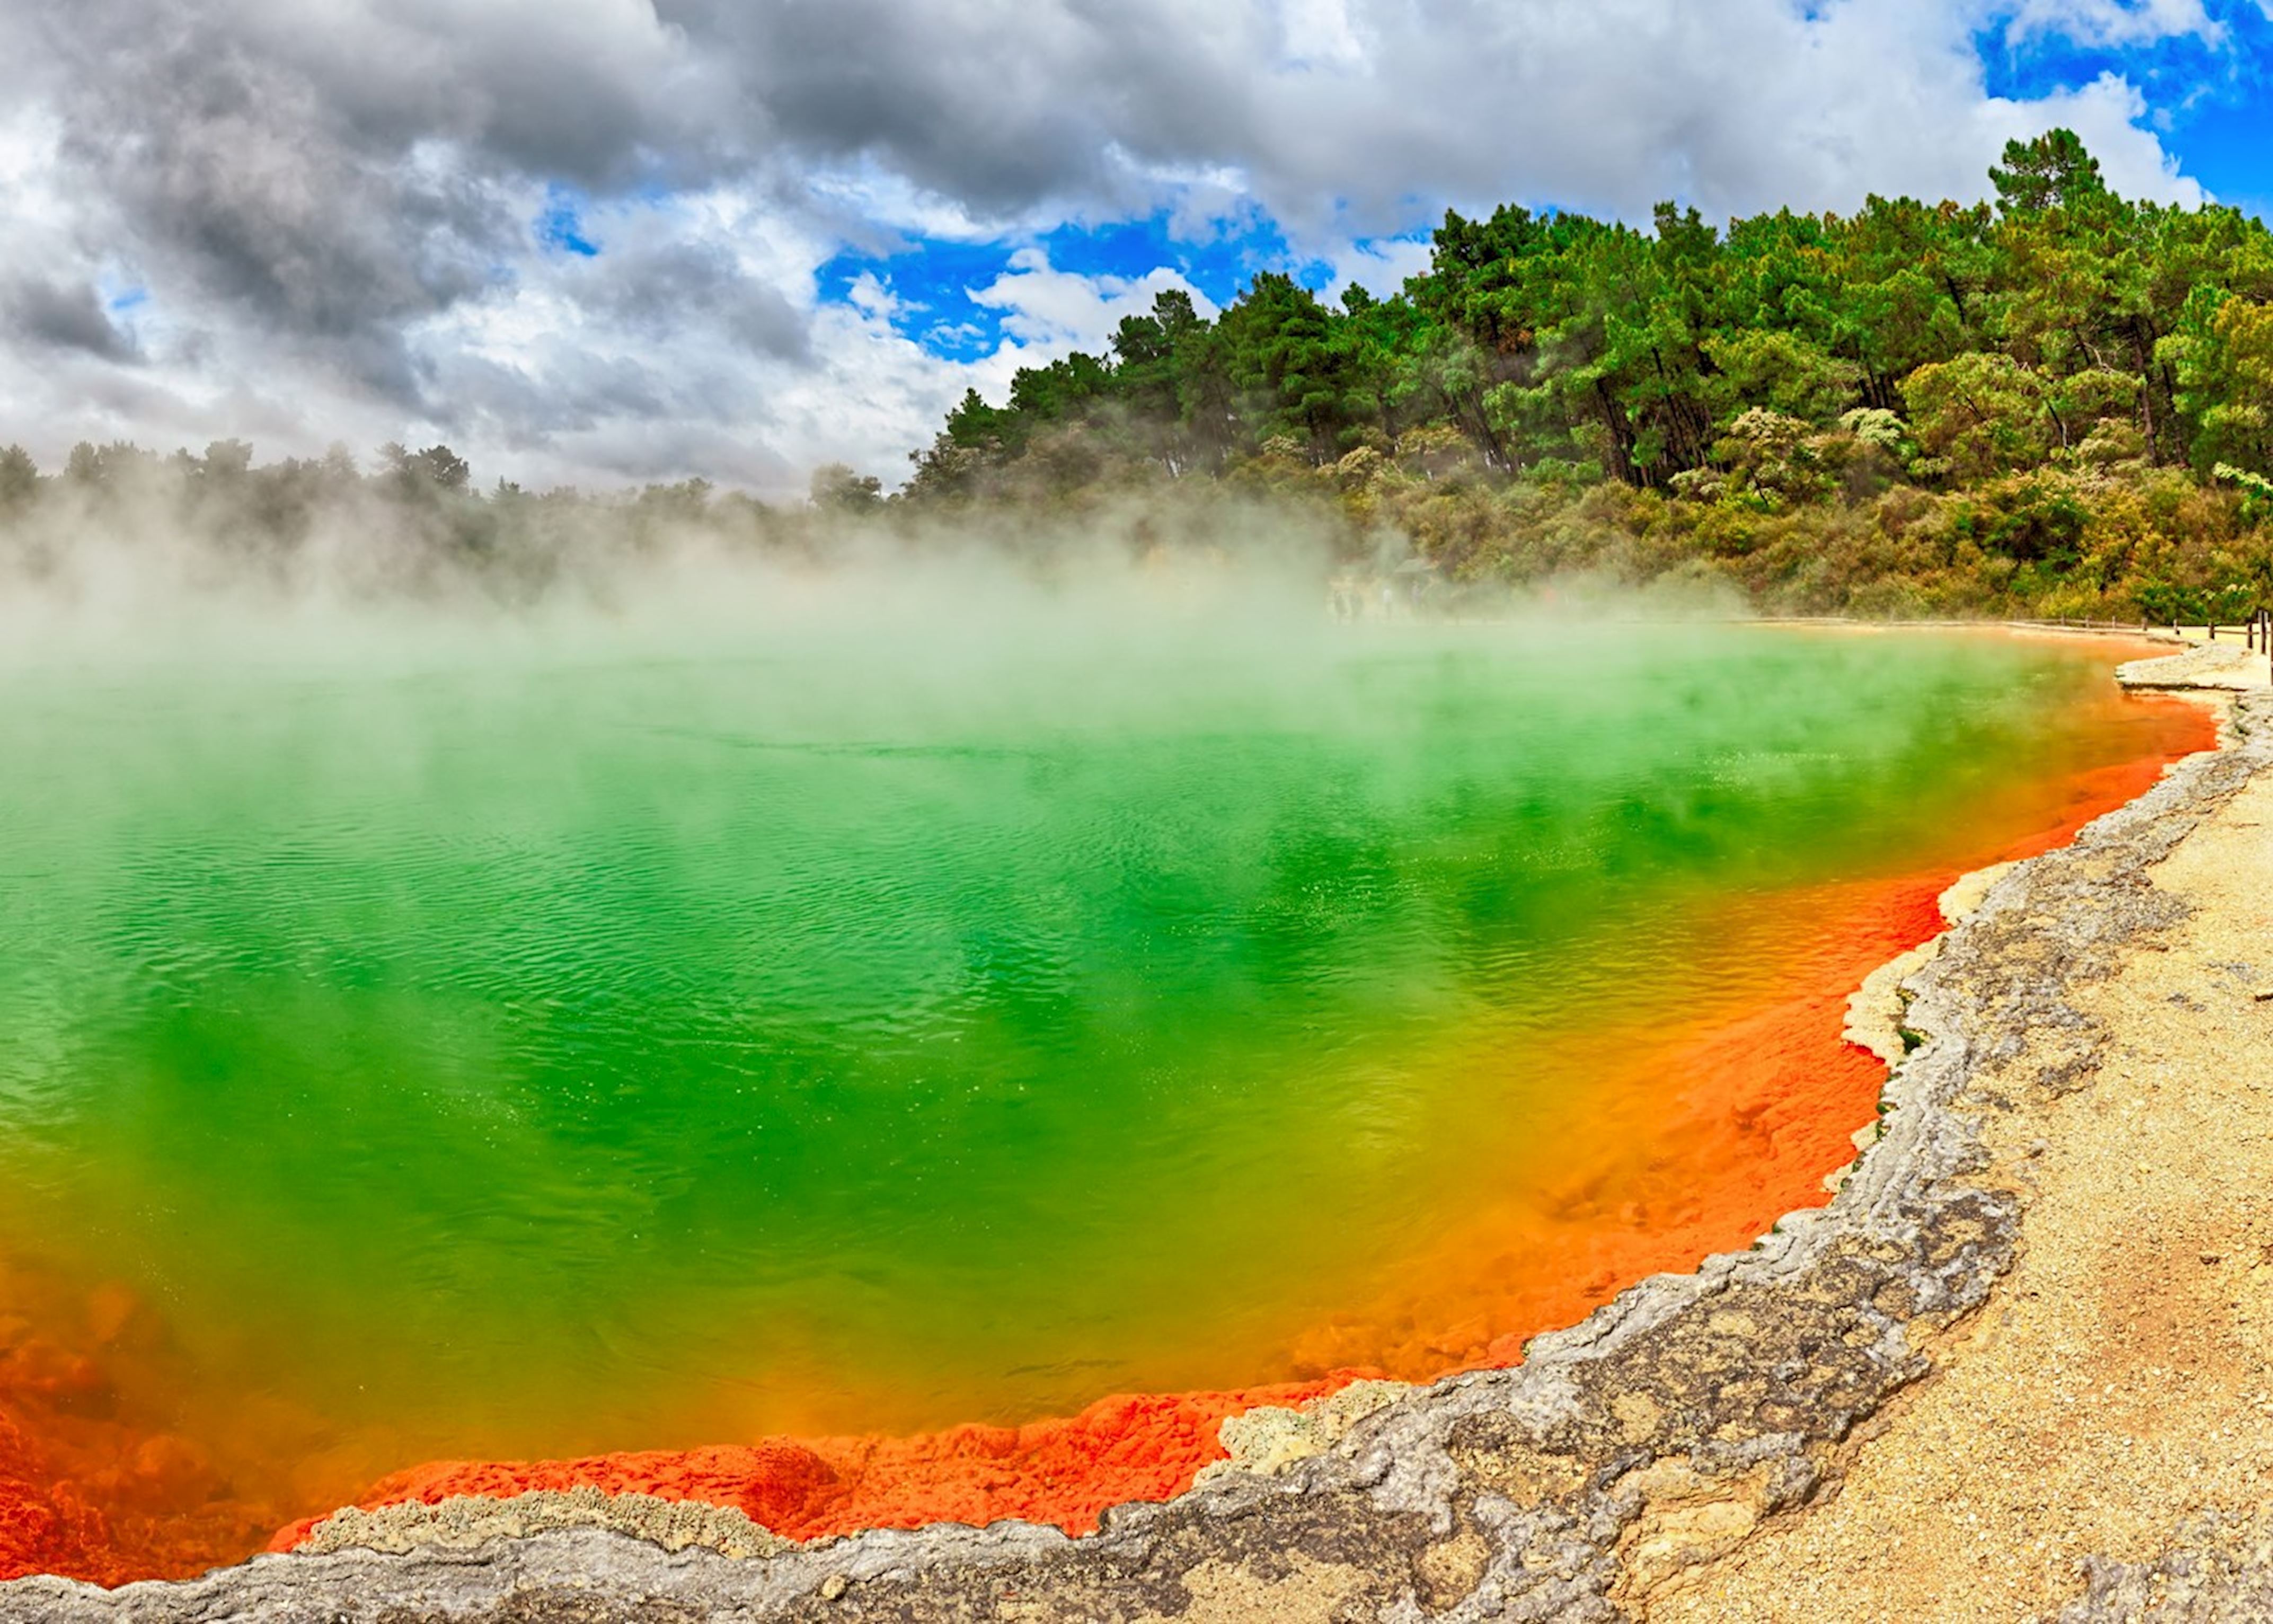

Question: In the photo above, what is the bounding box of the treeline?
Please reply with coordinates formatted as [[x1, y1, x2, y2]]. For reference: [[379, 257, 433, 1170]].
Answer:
[[902, 131, 2273, 622], [0, 435, 854, 601], [0, 418, 1368, 613]]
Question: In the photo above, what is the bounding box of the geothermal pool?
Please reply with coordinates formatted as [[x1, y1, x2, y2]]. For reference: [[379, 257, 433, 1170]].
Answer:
[[0, 614, 2210, 1583]]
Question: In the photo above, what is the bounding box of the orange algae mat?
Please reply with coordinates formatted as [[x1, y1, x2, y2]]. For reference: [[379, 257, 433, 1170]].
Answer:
[[0, 658, 2216, 1588]]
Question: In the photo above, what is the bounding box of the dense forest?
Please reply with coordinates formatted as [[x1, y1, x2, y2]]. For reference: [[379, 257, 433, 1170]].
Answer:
[[900, 130, 2273, 622], [10, 131, 2273, 620]]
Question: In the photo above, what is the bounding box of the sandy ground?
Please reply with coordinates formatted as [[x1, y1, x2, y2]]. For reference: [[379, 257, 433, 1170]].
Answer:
[[2122, 637, 2270, 691], [1652, 694, 2273, 1623]]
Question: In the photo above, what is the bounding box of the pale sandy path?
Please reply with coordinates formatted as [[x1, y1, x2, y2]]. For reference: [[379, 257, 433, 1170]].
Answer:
[[1651, 708, 2273, 1623]]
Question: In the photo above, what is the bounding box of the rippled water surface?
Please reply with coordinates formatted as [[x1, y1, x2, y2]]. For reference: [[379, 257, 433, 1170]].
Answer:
[[0, 615, 2202, 1478]]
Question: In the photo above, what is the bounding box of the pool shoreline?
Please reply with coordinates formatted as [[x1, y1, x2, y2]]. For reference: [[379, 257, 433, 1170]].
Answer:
[[7, 629, 2254, 1622]]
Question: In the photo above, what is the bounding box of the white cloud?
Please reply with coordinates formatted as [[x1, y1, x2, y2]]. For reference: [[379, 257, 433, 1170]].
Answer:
[[1323, 236, 1436, 299], [1996, 0, 2228, 47], [1277, 0, 1369, 69], [1978, 70, 2204, 205], [968, 249, 1217, 351], [843, 271, 903, 321]]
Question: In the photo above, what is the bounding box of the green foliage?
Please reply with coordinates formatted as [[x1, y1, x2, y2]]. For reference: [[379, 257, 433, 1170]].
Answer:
[[2163, 289, 2273, 474], [1989, 129, 2109, 217], [910, 126, 2273, 531], [63, 440, 161, 490], [0, 445, 36, 510], [881, 126, 2273, 624], [2213, 461, 2273, 525], [1902, 352, 2056, 479], [380, 441, 473, 493], [1702, 330, 1863, 425], [810, 462, 884, 512]]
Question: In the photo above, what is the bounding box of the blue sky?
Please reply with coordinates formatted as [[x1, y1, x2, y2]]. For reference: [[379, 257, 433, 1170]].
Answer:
[[1977, 1, 2273, 216], [813, 214, 1381, 364]]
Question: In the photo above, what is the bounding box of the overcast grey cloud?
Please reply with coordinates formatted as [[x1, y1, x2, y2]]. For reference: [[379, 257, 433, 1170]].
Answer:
[[574, 240, 814, 363], [5, 273, 138, 361], [0, 0, 2246, 495]]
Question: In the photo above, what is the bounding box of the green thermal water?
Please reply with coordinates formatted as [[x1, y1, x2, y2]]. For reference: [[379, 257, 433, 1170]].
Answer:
[[0, 611, 2184, 1464]]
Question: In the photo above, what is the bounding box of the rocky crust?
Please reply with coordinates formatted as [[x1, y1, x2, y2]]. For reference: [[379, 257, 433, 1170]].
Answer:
[[293, 1488, 792, 1563], [2056, 1512, 2273, 1623], [2118, 638, 2265, 692], [9, 668, 2262, 1624]]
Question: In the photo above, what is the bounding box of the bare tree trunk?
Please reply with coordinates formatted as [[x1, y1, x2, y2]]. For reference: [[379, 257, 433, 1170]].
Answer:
[[1597, 382, 1640, 486]]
